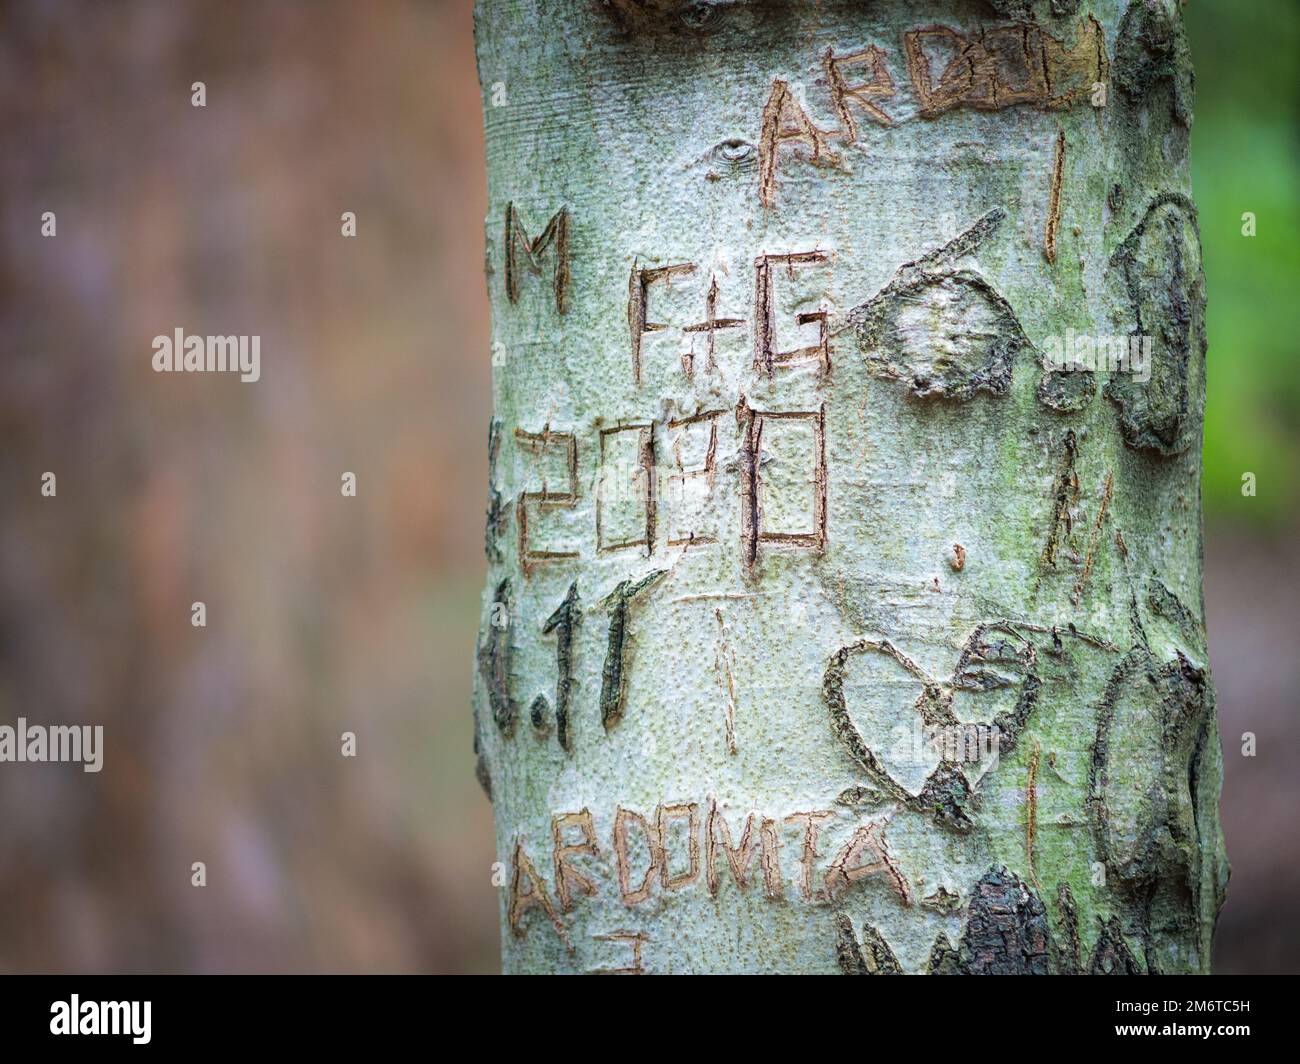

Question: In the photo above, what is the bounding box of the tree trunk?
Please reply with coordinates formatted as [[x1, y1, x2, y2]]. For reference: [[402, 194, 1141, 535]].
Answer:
[[472, 0, 1226, 974]]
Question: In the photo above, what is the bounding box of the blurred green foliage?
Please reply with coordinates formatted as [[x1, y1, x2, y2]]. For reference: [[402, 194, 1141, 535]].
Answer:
[[1188, 0, 1300, 526]]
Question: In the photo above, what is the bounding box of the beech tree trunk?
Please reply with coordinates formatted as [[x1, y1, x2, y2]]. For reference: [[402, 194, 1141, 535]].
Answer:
[[472, 0, 1226, 974]]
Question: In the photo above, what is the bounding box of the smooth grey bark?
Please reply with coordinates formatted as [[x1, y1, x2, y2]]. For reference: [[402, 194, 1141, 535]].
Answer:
[[472, 0, 1226, 974]]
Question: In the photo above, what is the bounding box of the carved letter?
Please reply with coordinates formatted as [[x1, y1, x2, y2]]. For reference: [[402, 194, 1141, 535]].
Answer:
[[597, 423, 656, 553], [614, 806, 663, 905], [541, 582, 580, 751], [628, 261, 696, 384], [599, 570, 667, 729], [656, 802, 701, 891], [552, 809, 600, 911], [824, 820, 911, 903], [736, 401, 828, 569], [754, 251, 831, 376], [504, 203, 570, 313], [786, 810, 835, 901], [665, 410, 725, 547], [758, 80, 840, 209], [826, 45, 896, 137], [515, 426, 579, 570], [508, 837, 567, 941], [705, 799, 760, 896]]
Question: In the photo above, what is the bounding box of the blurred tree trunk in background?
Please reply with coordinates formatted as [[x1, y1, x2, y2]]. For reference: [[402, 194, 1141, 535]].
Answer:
[[0, 0, 497, 974], [473, 0, 1226, 974]]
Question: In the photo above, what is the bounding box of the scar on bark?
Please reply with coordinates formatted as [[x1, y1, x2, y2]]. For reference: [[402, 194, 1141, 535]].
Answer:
[[477, 578, 517, 736], [949, 542, 966, 571], [665, 408, 724, 547], [823, 819, 911, 904], [736, 399, 763, 571], [822, 637, 936, 808], [1089, 916, 1142, 974], [1147, 575, 1206, 654], [1104, 193, 1205, 455], [1087, 642, 1218, 967], [858, 204, 1002, 281], [602, 0, 731, 36], [706, 800, 763, 897], [484, 418, 507, 563], [848, 208, 1031, 401], [614, 806, 663, 904], [1088, 648, 1209, 888], [1026, 741, 1041, 890], [529, 694, 550, 734], [953, 621, 1043, 756], [959, 867, 1054, 975], [599, 570, 667, 730], [552, 809, 599, 913], [1114, 0, 1194, 127], [1038, 348, 1097, 411], [1071, 469, 1113, 604], [835, 914, 902, 975], [1039, 429, 1080, 572], [1044, 128, 1065, 264], [541, 581, 580, 751], [713, 608, 739, 755], [927, 934, 962, 974], [471, 703, 491, 800], [825, 619, 1109, 830], [985, 0, 1034, 17], [835, 784, 886, 809], [1056, 881, 1082, 974], [658, 802, 701, 891], [590, 930, 648, 975], [597, 422, 657, 553], [922, 885, 961, 913]]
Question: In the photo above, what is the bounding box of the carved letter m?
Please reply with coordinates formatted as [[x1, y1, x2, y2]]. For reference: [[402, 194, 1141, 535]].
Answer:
[[504, 203, 570, 315]]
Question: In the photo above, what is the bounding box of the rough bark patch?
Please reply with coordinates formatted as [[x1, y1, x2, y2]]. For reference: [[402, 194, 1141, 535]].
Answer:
[[958, 866, 1054, 975]]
